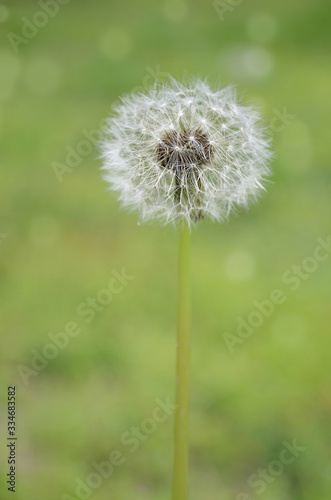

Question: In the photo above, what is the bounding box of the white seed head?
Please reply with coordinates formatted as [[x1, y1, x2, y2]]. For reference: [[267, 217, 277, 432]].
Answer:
[[101, 78, 272, 226]]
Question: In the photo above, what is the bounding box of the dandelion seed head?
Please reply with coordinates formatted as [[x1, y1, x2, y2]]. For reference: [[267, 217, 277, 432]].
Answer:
[[101, 77, 272, 226]]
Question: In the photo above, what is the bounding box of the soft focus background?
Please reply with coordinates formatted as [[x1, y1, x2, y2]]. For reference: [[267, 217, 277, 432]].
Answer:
[[1, 0, 331, 499]]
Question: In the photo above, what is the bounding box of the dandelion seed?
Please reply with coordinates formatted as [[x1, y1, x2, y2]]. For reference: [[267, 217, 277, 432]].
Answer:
[[101, 77, 272, 226]]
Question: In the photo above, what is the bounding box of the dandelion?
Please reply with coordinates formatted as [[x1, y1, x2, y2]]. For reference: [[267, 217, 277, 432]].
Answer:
[[101, 77, 272, 226], [100, 77, 272, 500]]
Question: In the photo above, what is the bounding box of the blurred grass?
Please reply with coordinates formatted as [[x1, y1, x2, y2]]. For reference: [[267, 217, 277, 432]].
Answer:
[[0, 0, 331, 499]]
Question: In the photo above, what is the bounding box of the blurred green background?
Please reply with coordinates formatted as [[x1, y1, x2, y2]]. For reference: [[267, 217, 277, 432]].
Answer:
[[1, 0, 331, 499]]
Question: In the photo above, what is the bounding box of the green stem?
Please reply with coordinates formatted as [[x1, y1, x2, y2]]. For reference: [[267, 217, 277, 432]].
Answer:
[[172, 223, 191, 500]]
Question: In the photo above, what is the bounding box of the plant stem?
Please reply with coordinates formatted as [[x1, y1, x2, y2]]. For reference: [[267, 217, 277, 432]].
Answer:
[[172, 223, 191, 500]]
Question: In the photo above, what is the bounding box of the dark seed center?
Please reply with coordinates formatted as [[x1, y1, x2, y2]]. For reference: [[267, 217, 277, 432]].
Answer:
[[156, 128, 213, 171]]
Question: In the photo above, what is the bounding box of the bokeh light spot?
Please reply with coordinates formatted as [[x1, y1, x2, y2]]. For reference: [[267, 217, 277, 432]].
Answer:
[[25, 58, 61, 95], [99, 28, 132, 60], [0, 49, 20, 101], [163, 0, 188, 22], [224, 251, 256, 281], [0, 4, 9, 23], [221, 45, 274, 79]]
